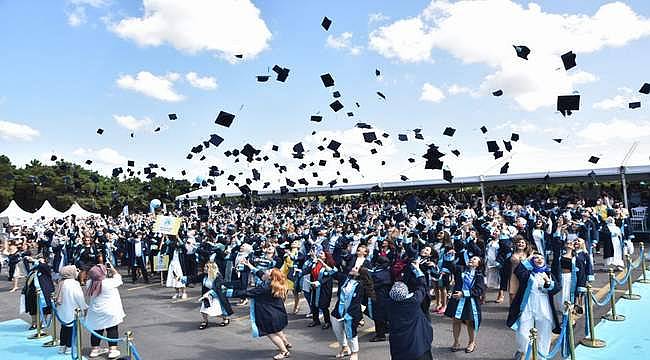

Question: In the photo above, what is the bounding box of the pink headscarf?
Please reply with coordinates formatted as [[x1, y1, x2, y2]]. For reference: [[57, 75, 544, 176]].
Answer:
[[86, 264, 107, 297]]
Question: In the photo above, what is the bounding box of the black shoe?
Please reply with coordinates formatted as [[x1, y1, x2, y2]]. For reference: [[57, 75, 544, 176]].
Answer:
[[198, 321, 208, 330], [28, 324, 37, 330], [321, 322, 331, 330], [307, 321, 321, 328], [370, 336, 386, 342]]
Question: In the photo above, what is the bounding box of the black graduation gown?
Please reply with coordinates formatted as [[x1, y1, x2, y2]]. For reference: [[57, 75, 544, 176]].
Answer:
[[387, 276, 433, 360], [23, 263, 55, 316], [226, 272, 288, 337], [126, 238, 150, 267], [495, 236, 513, 291], [574, 250, 593, 293], [74, 245, 98, 271], [444, 266, 485, 330], [369, 266, 392, 323], [599, 226, 615, 260], [186, 273, 233, 316], [402, 262, 431, 317], [308, 262, 336, 310], [506, 261, 560, 332]]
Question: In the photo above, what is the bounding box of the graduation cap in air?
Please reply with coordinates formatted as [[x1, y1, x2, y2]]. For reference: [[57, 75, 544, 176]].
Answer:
[[215, 111, 235, 127], [443, 169, 453, 183], [271, 145, 279, 151], [588, 156, 600, 164], [640, 83, 650, 94], [356, 123, 372, 129], [209, 134, 224, 147], [191, 145, 204, 154], [181, 170, 187, 176], [235, 54, 243, 59], [560, 51, 576, 71], [96, 128, 104, 135], [199, 155, 206, 161], [252, 168, 261, 181], [492, 90, 503, 97], [408, 158, 415, 163], [311, 115, 323, 122], [382, 133, 389, 138], [50, 155, 57, 161], [130, 133, 134, 138], [298, 178, 309, 186], [292, 142, 305, 154], [186, 154, 193, 160], [374, 139, 383, 146], [370, 148, 378, 154], [629, 102, 641, 109], [398, 134, 408, 141], [321, 74, 335, 87], [154, 127, 161, 132], [346, 112, 354, 117], [333, 91, 341, 98], [321, 16, 332, 31], [330, 100, 344, 112], [363, 132, 377, 143], [375, 69, 381, 77], [127, 160, 135, 167], [327, 140, 341, 151], [319, 160, 327, 166], [486, 140, 499, 152], [168, 113, 177, 120], [273, 65, 290, 82], [513, 45, 530, 60], [85, 159, 92, 165], [503, 140, 512, 152], [227, 175, 236, 181], [553, 138, 562, 143], [286, 178, 296, 187], [241, 144, 259, 161], [144, 167, 151, 174], [376, 92, 386, 100], [451, 149, 460, 157], [317, 145, 325, 151], [112, 167, 123, 177], [500, 162, 510, 174], [400, 175, 408, 181], [256, 76, 270, 82], [443, 127, 456, 137], [480, 126, 488, 134], [557, 95, 580, 116], [511, 133, 519, 142], [493, 151, 504, 159], [312, 172, 318, 178], [414, 133, 424, 140]]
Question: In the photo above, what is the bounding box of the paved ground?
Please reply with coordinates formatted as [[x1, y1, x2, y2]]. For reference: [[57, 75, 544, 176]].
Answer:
[[1, 250, 647, 360]]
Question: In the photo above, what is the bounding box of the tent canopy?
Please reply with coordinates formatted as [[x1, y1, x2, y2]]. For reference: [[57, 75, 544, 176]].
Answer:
[[63, 202, 99, 218], [0, 200, 34, 225], [32, 200, 65, 220]]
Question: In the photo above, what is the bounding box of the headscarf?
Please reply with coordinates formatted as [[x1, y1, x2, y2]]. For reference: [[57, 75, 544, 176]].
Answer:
[[86, 264, 107, 297], [389, 281, 413, 302], [55, 266, 78, 305], [531, 258, 548, 274]]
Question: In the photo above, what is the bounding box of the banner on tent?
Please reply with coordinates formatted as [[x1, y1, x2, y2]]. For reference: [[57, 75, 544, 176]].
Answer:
[[152, 215, 182, 235]]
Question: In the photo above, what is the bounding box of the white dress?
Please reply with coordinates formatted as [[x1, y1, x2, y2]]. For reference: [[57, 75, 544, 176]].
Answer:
[[85, 275, 126, 330], [166, 249, 185, 288], [485, 241, 500, 289], [57, 279, 88, 324], [200, 277, 222, 317], [605, 225, 624, 267]]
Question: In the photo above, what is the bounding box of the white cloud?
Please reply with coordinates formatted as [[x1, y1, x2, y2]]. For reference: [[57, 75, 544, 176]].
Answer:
[[447, 84, 472, 95], [593, 88, 638, 110], [185, 72, 217, 90], [326, 32, 363, 55], [69, 0, 107, 6], [67, 7, 87, 27], [368, 13, 390, 24], [420, 83, 446, 103], [0, 120, 40, 141], [112, 114, 153, 131], [370, 1, 650, 111], [72, 147, 128, 165], [66, 0, 107, 27], [110, 0, 272, 61], [116, 71, 185, 102], [577, 119, 650, 141]]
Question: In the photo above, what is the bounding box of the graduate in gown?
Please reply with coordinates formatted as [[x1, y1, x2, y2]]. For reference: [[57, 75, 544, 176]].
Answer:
[[368, 256, 393, 342], [387, 279, 433, 360], [22, 260, 54, 330], [507, 253, 560, 360], [445, 256, 485, 353], [225, 265, 292, 360], [181, 261, 233, 329], [306, 247, 337, 329]]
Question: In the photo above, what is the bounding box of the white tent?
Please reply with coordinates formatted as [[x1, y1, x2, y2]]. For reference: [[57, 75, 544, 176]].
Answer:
[[63, 202, 99, 218], [0, 200, 34, 225], [32, 200, 65, 220]]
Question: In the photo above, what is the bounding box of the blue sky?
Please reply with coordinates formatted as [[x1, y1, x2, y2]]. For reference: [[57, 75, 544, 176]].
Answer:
[[1, 0, 650, 192]]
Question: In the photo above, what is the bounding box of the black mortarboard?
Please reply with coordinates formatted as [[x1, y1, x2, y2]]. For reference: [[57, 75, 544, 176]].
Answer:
[[557, 95, 580, 116], [376, 91, 386, 100], [400, 175, 408, 181], [209, 134, 224, 147], [215, 111, 235, 127], [154, 127, 161, 132], [271, 145, 279, 151], [272, 65, 290, 82], [232, 149, 240, 156], [356, 122, 371, 129], [292, 142, 305, 154], [382, 133, 389, 138], [375, 139, 383, 146], [363, 132, 377, 143], [333, 91, 341, 98], [311, 115, 323, 122], [127, 160, 134, 167], [451, 149, 460, 157], [317, 145, 325, 151], [486, 140, 499, 152], [500, 162, 510, 174], [186, 154, 193, 159], [588, 156, 600, 164], [408, 158, 415, 163], [511, 133, 519, 142], [286, 178, 296, 187], [199, 155, 206, 161], [210, 186, 217, 192], [312, 172, 318, 178], [228, 175, 236, 181], [414, 133, 424, 140], [319, 160, 327, 166], [424, 158, 443, 170], [50, 155, 57, 161], [130, 132, 134, 138], [493, 151, 504, 159], [298, 178, 309, 186], [443, 169, 453, 183], [375, 69, 380, 76], [443, 127, 456, 137], [235, 54, 243, 59], [561, 51, 576, 71], [492, 90, 503, 97], [346, 112, 354, 117], [629, 101, 641, 109], [321, 16, 332, 31], [327, 140, 341, 151], [398, 134, 408, 141], [241, 144, 259, 161], [97, 128, 104, 135], [553, 138, 562, 143], [144, 167, 151, 174], [191, 145, 203, 154], [181, 170, 186, 176], [85, 159, 92, 165], [321, 74, 335, 87], [503, 140, 512, 152], [256, 76, 270, 82], [168, 113, 177, 120], [640, 83, 650, 94], [370, 149, 377, 154], [480, 126, 488, 134], [330, 100, 344, 112], [513, 45, 530, 60]]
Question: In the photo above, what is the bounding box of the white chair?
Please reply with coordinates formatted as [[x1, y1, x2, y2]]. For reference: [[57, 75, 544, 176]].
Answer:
[[630, 207, 647, 232]]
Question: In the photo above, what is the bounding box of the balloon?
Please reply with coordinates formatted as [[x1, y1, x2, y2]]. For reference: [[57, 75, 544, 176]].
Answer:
[[149, 199, 162, 213]]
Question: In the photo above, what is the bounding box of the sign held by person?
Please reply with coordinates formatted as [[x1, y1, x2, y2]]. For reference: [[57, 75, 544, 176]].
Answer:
[[153, 215, 182, 235]]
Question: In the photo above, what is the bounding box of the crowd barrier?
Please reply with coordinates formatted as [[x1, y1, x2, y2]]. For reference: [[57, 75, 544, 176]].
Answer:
[[523, 243, 648, 359], [28, 291, 142, 360]]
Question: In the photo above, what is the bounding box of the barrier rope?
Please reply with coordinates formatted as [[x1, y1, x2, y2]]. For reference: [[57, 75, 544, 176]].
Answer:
[[590, 278, 616, 307], [524, 313, 569, 359], [130, 342, 143, 360], [37, 297, 52, 329], [79, 318, 125, 343]]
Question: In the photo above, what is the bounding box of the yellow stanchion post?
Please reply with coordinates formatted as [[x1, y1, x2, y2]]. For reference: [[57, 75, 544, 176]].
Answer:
[[43, 294, 59, 347], [580, 283, 606, 348], [28, 289, 47, 339], [565, 302, 576, 360], [602, 269, 625, 321], [529, 328, 539, 360], [75, 308, 83, 357], [125, 331, 134, 360], [637, 243, 650, 284], [621, 254, 641, 300]]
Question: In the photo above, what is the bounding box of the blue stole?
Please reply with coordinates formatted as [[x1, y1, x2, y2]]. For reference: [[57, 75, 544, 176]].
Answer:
[[454, 270, 480, 332], [337, 278, 359, 340]]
